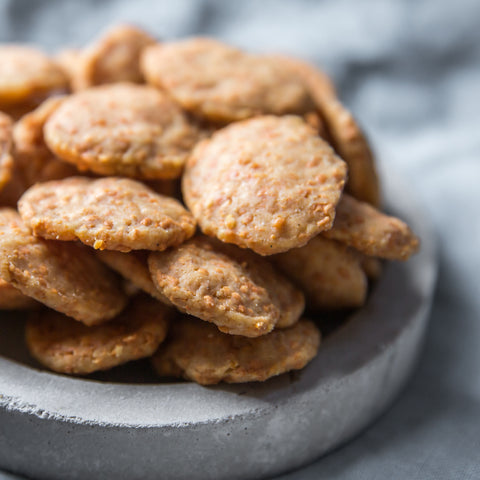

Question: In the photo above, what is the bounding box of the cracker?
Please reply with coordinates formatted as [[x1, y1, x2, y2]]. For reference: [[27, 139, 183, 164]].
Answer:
[[273, 56, 380, 206], [316, 99, 380, 206], [274, 236, 367, 310], [0, 112, 14, 192], [0, 278, 38, 310], [182, 115, 347, 255], [141, 38, 313, 123], [151, 315, 320, 385], [72, 24, 156, 91], [0, 46, 67, 108], [19, 177, 196, 252], [54, 49, 82, 90], [0, 208, 127, 325], [323, 194, 419, 260], [268, 55, 337, 102], [0, 159, 27, 207], [148, 237, 304, 337], [96, 250, 171, 305], [44, 83, 201, 179], [12, 96, 79, 187], [360, 255, 383, 280], [26, 295, 171, 375]]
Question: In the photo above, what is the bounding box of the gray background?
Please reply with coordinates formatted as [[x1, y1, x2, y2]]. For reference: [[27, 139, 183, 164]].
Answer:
[[0, 0, 479, 478]]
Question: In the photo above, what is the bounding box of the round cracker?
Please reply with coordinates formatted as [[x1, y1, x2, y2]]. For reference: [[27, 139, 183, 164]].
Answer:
[[182, 115, 347, 255], [0, 112, 14, 192], [272, 55, 380, 206], [13, 96, 80, 187], [269, 54, 337, 102], [54, 48, 82, 91], [72, 24, 156, 91], [273, 236, 367, 310], [148, 237, 304, 337], [360, 255, 383, 280], [141, 38, 313, 123], [44, 83, 201, 179], [0, 158, 28, 208], [96, 250, 171, 305], [26, 295, 171, 375], [322, 194, 419, 260], [316, 98, 380, 206], [0, 208, 127, 325], [152, 315, 320, 385], [19, 177, 196, 252], [0, 46, 67, 107], [0, 278, 38, 310]]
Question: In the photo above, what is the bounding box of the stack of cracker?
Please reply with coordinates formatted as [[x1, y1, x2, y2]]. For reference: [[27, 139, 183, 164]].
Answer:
[[0, 25, 418, 385]]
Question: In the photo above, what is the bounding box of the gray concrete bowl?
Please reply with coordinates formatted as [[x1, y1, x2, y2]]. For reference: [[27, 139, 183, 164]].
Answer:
[[0, 170, 437, 480]]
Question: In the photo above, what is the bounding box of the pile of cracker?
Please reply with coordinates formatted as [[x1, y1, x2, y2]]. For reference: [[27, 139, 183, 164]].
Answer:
[[0, 25, 419, 385]]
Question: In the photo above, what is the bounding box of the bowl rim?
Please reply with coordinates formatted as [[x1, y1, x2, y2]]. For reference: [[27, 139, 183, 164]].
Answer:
[[0, 164, 438, 429]]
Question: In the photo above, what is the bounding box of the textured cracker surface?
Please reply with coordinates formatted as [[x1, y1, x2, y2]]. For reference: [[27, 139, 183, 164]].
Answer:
[[317, 98, 380, 207], [12, 96, 80, 187], [141, 38, 313, 122], [323, 194, 419, 260], [152, 315, 320, 385], [19, 177, 196, 252], [276, 56, 380, 206], [0, 112, 14, 192], [183, 115, 347, 255], [0, 277, 38, 310], [274, 236, 367, 310], [148, 236, 304, 337], [43, 83, 201, 179], [96, 250, 171, 305], [26, 295, 171, 374], [0, 46, 67, 107], [71, 24, 156, 91], [0, 208, 127, 324]]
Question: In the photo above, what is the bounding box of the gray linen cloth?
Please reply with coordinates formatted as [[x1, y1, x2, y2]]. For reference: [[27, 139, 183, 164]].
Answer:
[[1, 0, 479, 478]]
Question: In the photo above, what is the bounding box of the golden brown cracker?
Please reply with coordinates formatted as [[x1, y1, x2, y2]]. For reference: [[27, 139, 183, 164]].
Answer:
[[319, 99, 380, 206], [323, 194, 419, 260], [152, 315, 320, 385], [183, 115, 347, 255], [44, 83, 201, 179], [141, 38, 313, 123], [275, 56, 380, 206], [0, 158, 27, 207], [0, 208, 127, 325], [0, 46, 67, 108], [0, 112, 14, 192], [72, 24, 156, 91], [96, 250, 171, 305], [54, 48, 82, 91], [359, 255, 383, 281], [19, 177, 196, 252], [0, 278, 38, 310], [274, 236, 367, 310], [268, 55, 337, 103], [26, 295, 171, 374], [148, 237, 304, 337], [13, 96, 79, 187]]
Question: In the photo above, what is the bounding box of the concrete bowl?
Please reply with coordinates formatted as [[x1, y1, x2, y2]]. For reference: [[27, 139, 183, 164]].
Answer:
[[0, 170, 437, 480]]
